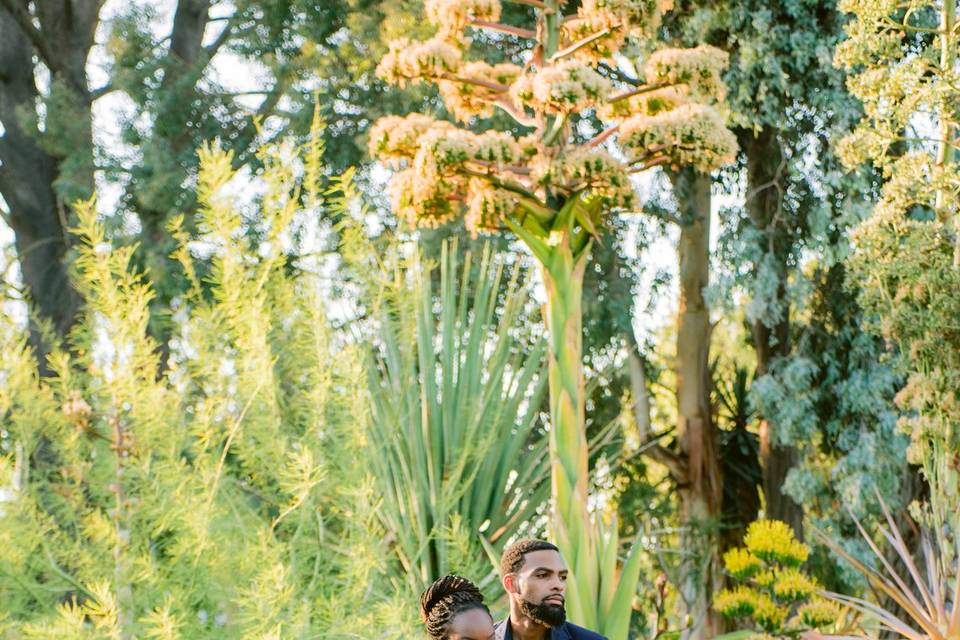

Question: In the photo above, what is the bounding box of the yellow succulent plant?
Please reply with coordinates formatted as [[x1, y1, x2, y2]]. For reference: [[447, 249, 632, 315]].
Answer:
[[713, 519, 830, 638]]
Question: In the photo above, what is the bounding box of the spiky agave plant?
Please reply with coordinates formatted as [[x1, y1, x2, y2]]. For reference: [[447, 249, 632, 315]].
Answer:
[[814, 493, 960, 640], [367, 0, 737, 635]]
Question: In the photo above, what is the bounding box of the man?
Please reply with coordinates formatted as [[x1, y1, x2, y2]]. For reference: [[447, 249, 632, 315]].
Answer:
[[494, 539, 607, 640]]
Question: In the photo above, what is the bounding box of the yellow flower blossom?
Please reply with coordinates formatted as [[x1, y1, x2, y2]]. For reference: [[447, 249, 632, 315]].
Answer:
[[723, 547, 762, 579], [797, 599, 840, 629], [753, 570, 774, 588], [743, 520, 810, 567], [752, 594, 787, 632], [713, 586, 757, 618], [773, 567, 819, 602]]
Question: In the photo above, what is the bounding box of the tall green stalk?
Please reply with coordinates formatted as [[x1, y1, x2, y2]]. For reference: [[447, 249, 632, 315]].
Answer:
[[508, 197, 644, 640]]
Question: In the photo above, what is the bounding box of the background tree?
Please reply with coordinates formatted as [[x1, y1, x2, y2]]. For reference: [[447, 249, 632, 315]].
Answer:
[[837, 0, 960, 540], [0, 0, 422, 367]]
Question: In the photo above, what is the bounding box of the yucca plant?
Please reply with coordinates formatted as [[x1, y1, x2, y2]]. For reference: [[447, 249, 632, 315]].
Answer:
[[814, 494, 960, 640], [365, 239, 551, 597]]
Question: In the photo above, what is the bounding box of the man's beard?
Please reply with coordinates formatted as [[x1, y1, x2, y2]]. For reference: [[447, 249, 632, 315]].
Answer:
[[519, 597, 566, 627]]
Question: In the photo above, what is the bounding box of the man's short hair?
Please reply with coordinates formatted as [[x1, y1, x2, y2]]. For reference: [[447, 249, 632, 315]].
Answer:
[[500, 539, 560, 576]]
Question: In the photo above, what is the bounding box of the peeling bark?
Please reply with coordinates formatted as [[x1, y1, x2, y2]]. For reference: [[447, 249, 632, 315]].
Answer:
[[671, 167, 724, 640]]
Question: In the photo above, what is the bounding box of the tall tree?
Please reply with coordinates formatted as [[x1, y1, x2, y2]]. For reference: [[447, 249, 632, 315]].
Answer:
[[0, 0, 102, 367], [0, 0, 421, 366]]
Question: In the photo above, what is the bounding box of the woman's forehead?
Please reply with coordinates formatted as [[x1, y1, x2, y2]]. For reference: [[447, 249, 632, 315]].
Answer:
[[448, 607, 495, 637]]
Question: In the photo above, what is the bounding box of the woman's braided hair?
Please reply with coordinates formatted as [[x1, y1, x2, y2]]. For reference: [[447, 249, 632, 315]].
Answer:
[[419, 574, 491, 639]]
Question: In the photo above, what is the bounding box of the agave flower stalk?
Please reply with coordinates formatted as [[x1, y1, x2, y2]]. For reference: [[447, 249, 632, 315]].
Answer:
[[369, 0, 738, 635]]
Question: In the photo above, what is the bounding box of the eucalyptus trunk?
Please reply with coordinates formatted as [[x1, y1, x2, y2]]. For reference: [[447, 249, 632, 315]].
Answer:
[[671, 168, 723, 640]]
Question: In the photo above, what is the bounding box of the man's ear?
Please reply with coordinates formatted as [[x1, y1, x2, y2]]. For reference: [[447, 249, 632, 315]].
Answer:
[[503, 573, 517, 595]]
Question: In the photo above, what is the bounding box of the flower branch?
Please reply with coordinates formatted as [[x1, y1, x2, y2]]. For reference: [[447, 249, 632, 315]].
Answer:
[[468, 19, 538, 39], [587, 123, 620, 147], [549, 26, 617, 62], [438, 72, 510, 93], [609, 81, 672, 104]]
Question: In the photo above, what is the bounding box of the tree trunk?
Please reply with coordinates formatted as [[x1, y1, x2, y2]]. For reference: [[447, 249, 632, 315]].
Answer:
[[671, 167, 723, 640], [739, 126, 804, 536], [0, 1, 101, 369]]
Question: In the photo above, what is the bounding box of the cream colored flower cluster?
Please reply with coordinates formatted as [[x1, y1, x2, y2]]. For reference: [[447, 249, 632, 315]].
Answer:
[[370, 114, 528, 230], [868, 152, 960, 224], [439, 61, 522, 121], [466, 179, 517, 236], [425, 0, 502, 35], [598, 85, 688, 122], [562, 6, 627, 63], [389, 167, 460, 227], [619, 103, 738, 173], [644, 44, 729, 102], [367, 113, 452, 165], [532, 148, 634, 209], [512, 60, 611, 114], [376, 37, 462, 86], [599, 0, 675, 30], [562, 0, 675, 61]]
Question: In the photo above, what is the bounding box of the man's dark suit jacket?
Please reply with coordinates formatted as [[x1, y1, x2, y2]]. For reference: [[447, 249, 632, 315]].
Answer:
[[493, 618, 607, 640]]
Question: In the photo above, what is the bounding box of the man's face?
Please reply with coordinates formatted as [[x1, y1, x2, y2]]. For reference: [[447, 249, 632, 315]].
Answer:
[[508, 549, 568, 627]]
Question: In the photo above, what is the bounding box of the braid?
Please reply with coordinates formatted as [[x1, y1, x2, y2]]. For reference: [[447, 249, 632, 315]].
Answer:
[[419, 575, 490, 639]]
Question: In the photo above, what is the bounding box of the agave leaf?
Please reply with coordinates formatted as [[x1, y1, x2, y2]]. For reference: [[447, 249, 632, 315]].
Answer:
[[813, 525, 941, 639], [845, 507, 932, 622], [822, 591, 930, 640], [604, 535, 646, 640], [874, 489, 938, 618]]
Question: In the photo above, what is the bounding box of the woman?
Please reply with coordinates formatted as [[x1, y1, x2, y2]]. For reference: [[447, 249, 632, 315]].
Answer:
[[420, 575, 495, 640]]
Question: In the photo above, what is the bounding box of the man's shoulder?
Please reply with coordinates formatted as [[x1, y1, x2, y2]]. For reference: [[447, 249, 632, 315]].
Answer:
[[492, 619, 607, 640], [555, 621, 607, 640]]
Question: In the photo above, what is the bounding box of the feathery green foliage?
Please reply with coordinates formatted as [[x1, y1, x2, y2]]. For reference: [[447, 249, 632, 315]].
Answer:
[[0, 130, 411, 638], [837, 0, 960, 535]]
